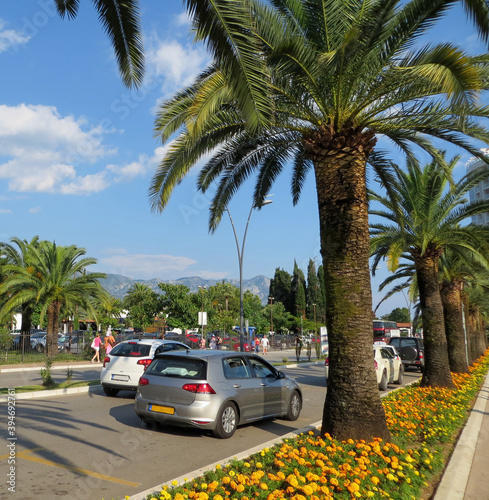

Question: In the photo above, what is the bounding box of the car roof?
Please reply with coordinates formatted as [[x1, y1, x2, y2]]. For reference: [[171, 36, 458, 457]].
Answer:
[[154, 350, 258, 361], [118, 339, 189, 347]]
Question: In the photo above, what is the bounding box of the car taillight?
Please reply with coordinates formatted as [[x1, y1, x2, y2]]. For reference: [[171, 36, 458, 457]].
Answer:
[[102, 356, 110, 367], [374, 360, 378, 370], [139, 376, 149, 386], [137, 359, 152, 367], [419, 351, 424, 360], [182, 383, 216, 394], [324, 358, 329, 367]]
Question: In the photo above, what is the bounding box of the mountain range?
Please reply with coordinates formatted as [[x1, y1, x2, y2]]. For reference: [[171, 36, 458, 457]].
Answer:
[[99, 274, 272, 304]]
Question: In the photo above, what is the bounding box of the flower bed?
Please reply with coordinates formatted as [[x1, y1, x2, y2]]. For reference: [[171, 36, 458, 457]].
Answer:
[[141, 349, 489, 500]]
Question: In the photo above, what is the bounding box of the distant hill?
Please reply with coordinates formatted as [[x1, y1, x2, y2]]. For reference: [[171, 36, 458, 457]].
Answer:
[[99, 274, 271, 304]]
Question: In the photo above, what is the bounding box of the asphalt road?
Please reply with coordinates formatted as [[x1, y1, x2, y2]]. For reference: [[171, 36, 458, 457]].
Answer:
[[0, 362, 421, 500]]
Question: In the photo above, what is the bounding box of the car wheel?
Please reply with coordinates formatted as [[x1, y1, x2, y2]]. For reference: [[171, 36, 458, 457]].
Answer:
[[284, 390, 302, 421], [103, 387, 120, 397], [379, 370, 388, 391], [395, 364, 404, 385], [213, 402, 238, 439]]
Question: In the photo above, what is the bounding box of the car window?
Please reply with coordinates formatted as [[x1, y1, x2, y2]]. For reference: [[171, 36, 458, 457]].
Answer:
[[249, 357, 276, 378], [110, 342, 151, 357], [155, 343, 188, 354], [223, 357, 251, 379], [389, 338, 400, 348], [380, 348, 394, 359], [146, 357, 206, 379]]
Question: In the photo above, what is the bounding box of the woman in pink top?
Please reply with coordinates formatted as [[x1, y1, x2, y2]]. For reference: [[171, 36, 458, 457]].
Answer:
[[90, 333, 102, 363]]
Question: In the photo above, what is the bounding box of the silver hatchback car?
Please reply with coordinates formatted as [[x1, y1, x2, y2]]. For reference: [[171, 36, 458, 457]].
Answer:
[[134, 350, 302, 438]]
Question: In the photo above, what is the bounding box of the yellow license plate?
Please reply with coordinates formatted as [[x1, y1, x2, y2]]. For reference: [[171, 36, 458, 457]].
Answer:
[[149, 404, 175, 415]]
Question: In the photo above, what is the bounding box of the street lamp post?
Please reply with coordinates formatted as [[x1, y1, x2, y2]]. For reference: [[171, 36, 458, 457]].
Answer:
[[198, 286, 206, 339], [224, 197, 273, 351], [269, 296, 274, 344]]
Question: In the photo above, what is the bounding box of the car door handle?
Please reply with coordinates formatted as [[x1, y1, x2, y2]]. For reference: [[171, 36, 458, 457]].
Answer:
[[260, 383, 267, 386], [233, 384, 241, 388]]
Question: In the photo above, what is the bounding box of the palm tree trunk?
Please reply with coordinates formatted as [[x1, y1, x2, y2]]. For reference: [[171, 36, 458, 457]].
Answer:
[[414, 251, 454, 388], [46, 301, 61, 358], [307, 126, 390, 442], [440, 281, 469, 373]]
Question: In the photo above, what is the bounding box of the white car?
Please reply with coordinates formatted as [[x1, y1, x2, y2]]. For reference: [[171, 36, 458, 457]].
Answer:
[[100, 339, 190, 396], [324, 344, 403, 390], [375, 344, 403, 390]]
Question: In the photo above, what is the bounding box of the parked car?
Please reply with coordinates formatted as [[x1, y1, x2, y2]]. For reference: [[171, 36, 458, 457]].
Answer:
[[375, 344, 404, 390], [135, 350, 302, 438], [59, 332, 90, 354], [388, 337, 425, 372], [164, 332, 200, 348], [30, 332, 65, 352], [324, 344, 403, 390], [100, 339, 190, 396]]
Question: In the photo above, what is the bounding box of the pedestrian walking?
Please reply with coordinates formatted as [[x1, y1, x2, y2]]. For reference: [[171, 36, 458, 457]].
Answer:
[[199, 337, 206, 349], [216, 334, 222, 350], [105, 328, 116, 354], [254, 337, 260, 353], [210, 335, 216, 349], [90, 333, 102, 363], [261, 336, 269, 355]]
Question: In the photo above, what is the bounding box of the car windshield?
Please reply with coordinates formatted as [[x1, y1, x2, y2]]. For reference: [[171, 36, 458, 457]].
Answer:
[[146, 357, 206, 379], [110, 342, 152, 357]]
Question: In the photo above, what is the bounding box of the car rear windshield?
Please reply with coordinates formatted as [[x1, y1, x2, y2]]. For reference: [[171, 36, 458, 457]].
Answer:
[[146, 356, 206, 379], [110, 342, 151, 357]]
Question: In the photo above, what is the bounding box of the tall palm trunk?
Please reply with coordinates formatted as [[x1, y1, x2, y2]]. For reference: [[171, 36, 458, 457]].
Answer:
[[47, 301, 61, 358], [413, 250, 454, 388], [305, 125, 390, 442], [440, 281, 469, 373], [19, 304, 33, 352]]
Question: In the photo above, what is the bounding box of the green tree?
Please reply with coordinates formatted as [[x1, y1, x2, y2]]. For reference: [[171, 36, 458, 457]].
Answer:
[[0, 236, 43, 349], [148, 0, 489, 441], [370, 156, 489, 387], [306, 259, 321, 324], [0, 241, 106, 357], [123, 283, 160, 332], [291, 261, 307, 318], [269, 268, 292, 314], [157, 283, 198, 331], [382, 308, 410, 324], [96, 294, 123, 332]]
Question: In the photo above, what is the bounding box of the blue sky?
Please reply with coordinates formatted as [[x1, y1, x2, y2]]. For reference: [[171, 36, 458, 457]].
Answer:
[[0, 1, 486, 317]]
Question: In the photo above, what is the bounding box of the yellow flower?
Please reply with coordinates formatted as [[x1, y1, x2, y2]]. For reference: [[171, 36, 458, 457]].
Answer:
[[259, 483, 268, 490], [172, 480, 179, 486]]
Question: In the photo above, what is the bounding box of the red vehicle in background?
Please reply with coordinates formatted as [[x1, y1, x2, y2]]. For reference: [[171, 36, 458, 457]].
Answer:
[[373, 320, 401, 343]]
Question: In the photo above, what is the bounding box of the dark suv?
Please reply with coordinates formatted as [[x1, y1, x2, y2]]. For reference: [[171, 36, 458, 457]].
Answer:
[[388, 337, 424, 371]]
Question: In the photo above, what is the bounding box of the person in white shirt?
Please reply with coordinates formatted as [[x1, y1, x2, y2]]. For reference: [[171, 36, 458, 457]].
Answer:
[[261, 336, 269, 355]]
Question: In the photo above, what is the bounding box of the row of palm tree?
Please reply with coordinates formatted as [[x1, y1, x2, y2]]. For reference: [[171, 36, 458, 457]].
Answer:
[[370, 155, 489, 389], [57, 0, 489, 442], [0, 238, 107, 357]]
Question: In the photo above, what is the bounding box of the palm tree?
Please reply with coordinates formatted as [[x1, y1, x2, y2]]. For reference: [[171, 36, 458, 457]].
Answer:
[[370, 156, 489, 387], [54, 0, 144, 88], [0, 236, 43, 350], [0, 241, 107, 357], [147, 0, 489, 441]]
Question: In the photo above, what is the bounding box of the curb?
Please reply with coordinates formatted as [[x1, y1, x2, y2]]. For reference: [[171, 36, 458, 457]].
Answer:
[[0, 363, 95, 373]]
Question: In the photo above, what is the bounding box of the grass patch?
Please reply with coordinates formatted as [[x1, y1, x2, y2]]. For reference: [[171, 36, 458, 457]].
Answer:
[[0, 379, 100, 394]]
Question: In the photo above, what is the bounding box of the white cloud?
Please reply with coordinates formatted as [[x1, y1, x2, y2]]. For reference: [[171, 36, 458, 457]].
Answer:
[[99, 251, 198, 280], [28, 207, 41, 214], [146, 36, 208, 98], [0, 19, 30, 54], [107, 145, 169, 181], [0, 208, 12, 214], [0, 104, 116, 194]]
